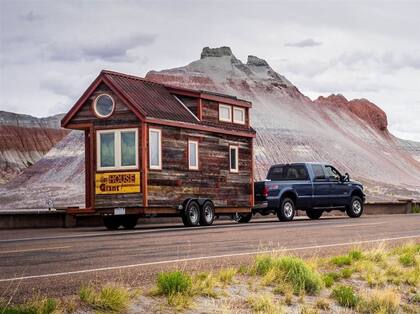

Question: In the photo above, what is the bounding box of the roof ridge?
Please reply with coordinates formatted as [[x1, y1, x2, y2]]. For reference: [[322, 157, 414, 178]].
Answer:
[[101, 70, 166, 87]]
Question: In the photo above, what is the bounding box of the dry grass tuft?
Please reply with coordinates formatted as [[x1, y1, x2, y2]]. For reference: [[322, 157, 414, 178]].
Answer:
[[358, 288, 400, 314]]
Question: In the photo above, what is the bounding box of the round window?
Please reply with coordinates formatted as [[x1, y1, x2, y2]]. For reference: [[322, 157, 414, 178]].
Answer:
[[93, 94, 115, 118]]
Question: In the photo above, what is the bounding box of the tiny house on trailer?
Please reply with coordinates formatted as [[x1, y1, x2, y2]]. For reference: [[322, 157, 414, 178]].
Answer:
[[61, 70, 256, 229]]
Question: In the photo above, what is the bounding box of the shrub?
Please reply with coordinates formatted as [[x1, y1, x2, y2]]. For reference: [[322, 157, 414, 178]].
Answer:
[[315, 298, 330, 310], [332, 285, 359, 308], [247, 294, 282, 314], [330, 255, 352, 267], [79, 284, 131, 312], [192, 272, 218, 297], [340, 268, 353, 279], [411, 204, 420, 213], [358, 289, 400, 314], [399, 253, 416, 267], [1, 298, 58, 314], [156, 271, 192, 296], [254, 255, 275, 275], [348, 249, 363, 260], [217, 267, 237, 284], [322, 272, 339, 288]]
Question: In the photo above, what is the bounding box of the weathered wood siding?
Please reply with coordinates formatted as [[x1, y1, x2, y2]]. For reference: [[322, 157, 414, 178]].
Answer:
[[68, 83, 143, 209], [202, 99, 249, 126], [177, 95, 198, 117], [147, 124, 252, 209]]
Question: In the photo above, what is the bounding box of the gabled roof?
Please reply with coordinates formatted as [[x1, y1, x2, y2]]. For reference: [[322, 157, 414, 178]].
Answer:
[[61, 70, 255, 137]]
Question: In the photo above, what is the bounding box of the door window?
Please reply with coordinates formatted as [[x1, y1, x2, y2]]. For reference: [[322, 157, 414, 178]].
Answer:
[[312, 165, 326, 181]]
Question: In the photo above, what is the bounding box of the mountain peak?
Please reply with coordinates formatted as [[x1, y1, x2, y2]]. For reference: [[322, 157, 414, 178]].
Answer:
[[200, 46, 235, 59], [246, 55, 269, 67]]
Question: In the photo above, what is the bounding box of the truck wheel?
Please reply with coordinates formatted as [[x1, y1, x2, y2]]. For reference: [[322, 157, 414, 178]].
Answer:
[[346, 196, 363, 218], [103, 216, 121, 230], [306, 209, 323, 220], [199, 201, 215, 226], [277, 198, 295, 221], [182, 201, 200, 227], [234, 213, 252, 223], [121, 215, 138, 229]]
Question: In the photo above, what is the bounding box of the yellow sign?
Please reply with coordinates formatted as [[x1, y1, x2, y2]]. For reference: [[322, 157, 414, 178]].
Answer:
[[95, 172, 140, 195]]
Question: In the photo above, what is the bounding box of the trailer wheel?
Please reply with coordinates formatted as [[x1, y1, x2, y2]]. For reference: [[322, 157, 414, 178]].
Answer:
[[199, 201, 215, 226], [103, 216, 121, 230], [306, 209, 323, 220], [121, 215, 138, 229], [182, 200, 200, 227], [277, 198, 295, 221], [233, 213, 252, 223]]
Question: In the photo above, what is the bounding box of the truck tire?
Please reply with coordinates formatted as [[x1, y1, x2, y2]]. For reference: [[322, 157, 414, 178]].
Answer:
[[121, 215, 138, 229], [103, 216, 121, 230], [346, 196, 363, 218], [234, 213, 252, 223], [199, 201, 215, 226], [182, 200, 200, 227], [306, 209, 323, 220], [277, 198, 295, 221]]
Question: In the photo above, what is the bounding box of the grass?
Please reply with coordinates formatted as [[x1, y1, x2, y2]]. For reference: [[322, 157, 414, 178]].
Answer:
[[330, 255, 352, 267], [358, 289, 400, 314], [322, 272, 340, 288], [331, 284, 359, 308], [411, 204, 420, 213], [399, 252, 416, 267], [217, 267, 237, 284], [315, 298, 330, 310], [0, 298, 58, 314], [247, 293, 283, 313], [254, 255, 323, 295], [156, 271, 192, 296], [79, 284, 131, 312]]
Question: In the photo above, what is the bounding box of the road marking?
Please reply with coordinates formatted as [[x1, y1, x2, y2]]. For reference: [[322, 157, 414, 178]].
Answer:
[[1, 234, 418, 282], [335, 222, 386, 228], [0, 246, 71, 254]]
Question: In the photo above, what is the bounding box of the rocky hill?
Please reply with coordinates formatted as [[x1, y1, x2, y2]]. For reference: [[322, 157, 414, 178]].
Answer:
[[0, 111, 69, 184]]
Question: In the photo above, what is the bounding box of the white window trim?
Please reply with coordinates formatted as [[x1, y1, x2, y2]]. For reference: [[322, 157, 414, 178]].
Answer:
[[188, 140, 199, 170], [93, 94, 115, 118], [149, 128, 162, 170], [229, 146, 239, 173], [233, 107, 246, 125], [219, 104, 232, 122], [96, 128, 138, 171]]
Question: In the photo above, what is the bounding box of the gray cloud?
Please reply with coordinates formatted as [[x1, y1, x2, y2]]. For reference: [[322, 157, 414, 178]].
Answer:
[[19, 11, 43, 21], [47, 33, 156, 62], [285, 38, 322, 48]]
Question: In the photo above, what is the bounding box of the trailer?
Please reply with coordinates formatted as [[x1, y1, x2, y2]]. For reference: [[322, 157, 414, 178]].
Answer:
[[61, 70, 256, 229]]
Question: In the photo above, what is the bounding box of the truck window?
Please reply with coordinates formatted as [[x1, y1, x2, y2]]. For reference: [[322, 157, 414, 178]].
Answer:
[[325, 165, 341, 181], [267, 165, 309, 181], [312, 164, 326, 180]]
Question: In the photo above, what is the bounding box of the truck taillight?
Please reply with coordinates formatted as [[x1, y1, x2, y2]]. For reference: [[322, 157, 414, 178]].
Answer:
[[263, 186, 269, 197]]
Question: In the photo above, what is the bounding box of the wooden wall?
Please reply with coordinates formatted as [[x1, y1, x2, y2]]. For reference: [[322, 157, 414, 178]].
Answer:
[[147, 124, 253, 208]]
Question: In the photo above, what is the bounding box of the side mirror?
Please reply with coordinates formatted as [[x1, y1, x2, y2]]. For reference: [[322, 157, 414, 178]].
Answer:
[[343, 173, 350, 182]]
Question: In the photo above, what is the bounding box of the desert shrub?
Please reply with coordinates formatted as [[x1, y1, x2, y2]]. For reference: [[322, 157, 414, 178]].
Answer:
[[79, 284, 131, 312], [315, 298, 330, 310], [322, 272, 340, 288], [0, 298, 58, 314], [358, 289, 400, 314], [156, 271, 192, 296], [332, 285, 359, 308], [247, 294, 283, 314], [340, 267, 353, 279], [399, 252, 416, 267], [330, 255, 352, 267], [348, 249, 363, 260], [217, 267, 237, 284]]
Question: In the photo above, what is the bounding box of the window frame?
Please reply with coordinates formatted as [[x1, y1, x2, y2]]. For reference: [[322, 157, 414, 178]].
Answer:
[[219, 104, 232, 122], [149, 128, 162, 170], [233, 107, 246, 125], [188, 139, 199, 170], [229, 145, 239, 173], [96, 128, 138, 171], [93, 94, 115, 119]]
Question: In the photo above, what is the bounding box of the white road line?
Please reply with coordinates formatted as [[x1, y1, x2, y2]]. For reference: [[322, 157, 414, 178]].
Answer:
[[335, 222, 386, 228], [0, 246, 71, 255], [1, 234, 419, 282]]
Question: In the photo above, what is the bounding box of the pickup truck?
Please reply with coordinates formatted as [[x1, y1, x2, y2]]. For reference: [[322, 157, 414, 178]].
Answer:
[[236, 162, 365, 223]]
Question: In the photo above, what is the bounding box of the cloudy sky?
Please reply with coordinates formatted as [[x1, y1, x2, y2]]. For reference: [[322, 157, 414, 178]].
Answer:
[[1, 0, 419, 141]]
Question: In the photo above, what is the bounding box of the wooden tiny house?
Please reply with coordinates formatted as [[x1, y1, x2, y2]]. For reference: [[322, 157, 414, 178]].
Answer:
[[62, 70, 255, 229]]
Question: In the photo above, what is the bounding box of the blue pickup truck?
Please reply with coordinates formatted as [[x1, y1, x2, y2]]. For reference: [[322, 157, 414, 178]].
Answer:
[[237, 162, 365, 223]]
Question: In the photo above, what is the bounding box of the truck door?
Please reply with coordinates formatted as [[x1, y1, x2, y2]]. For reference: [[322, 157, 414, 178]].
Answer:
[[324, 165, 349, 207], [311, 164, 330, 207]]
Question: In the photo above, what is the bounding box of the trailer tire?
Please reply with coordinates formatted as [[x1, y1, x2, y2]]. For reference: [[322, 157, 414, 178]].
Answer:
[[306, 209, 323, 220], [121, 215, 138, 229], [199, 201, 215, 226], [103, 216, 121, 230], [277, 197, 295, 221], [182, 200, 200, 227]]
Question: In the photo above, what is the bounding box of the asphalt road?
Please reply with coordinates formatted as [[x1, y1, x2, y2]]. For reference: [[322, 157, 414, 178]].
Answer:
[[1, 214, 419, 301]]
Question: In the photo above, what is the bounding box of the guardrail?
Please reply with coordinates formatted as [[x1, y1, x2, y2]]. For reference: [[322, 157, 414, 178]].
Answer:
[[0, 200, 418, 229]]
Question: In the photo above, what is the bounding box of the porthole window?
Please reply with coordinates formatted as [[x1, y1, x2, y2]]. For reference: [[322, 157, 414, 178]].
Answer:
[[93, 94, 115, 118]]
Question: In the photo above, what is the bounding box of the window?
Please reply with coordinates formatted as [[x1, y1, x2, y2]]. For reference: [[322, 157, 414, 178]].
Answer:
[[97, 128, 138, 170], [219, 104, 232, 122], [325, 165, 342, 181], [149, 128, 162, 169], [93, 94, 114, 118], [188, 140, 199, 170], [267, 165, 309, 181], [312, 164, 326, 180], [229, 146, 239, 172], [233, 107, 245, 124]]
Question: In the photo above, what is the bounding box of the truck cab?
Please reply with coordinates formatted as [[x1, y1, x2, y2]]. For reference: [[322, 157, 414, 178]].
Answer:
[[237, 162, 365, 223]]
